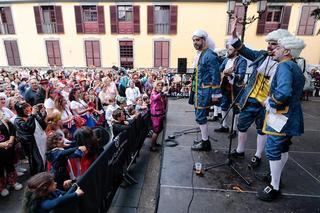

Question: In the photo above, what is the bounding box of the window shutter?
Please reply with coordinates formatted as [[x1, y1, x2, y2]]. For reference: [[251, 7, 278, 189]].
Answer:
[[93, 41, 101, 67], [162, 41, 169, 67], [4, 41, 14, 65], [110, 6, 118, 34], [4, 7, 15, 34], [154, 41, 162, 67], [227, 5, 245, 35], [97, 6, 105, 34], [53, 41, 62, 66], [74, 6, 83, 33], [298, 6, 309, 35], [54, 6, 64, 34], [85, 41, 93, 67], [34, 6, 43, 34], [46, 41, 55, 66], [169, 5, 177, 34], [280, 6, 291, 29], [12, 41, 21, 65], [256, 9, 267, 34], [147, 6, 154, 34], [133, 6, 140, 34]]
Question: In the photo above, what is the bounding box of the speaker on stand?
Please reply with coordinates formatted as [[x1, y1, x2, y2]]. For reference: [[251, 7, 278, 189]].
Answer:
[[177, 58, 187, 74]]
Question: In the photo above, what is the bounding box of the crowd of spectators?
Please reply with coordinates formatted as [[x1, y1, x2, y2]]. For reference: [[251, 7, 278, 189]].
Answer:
[[0, 66, 186, 210]]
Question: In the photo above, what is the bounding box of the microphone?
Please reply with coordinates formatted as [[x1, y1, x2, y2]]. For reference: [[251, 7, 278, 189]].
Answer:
[[248, 51, 269, 68]]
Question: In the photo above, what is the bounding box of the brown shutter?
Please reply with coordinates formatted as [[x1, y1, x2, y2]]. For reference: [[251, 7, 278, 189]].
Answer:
[[256, 9, 267, 34], [75, 6, 83, 33], [4, 7, 15, 34], [34, 6, 43, 34], [46, 41, 55, 66], [85, 41, 93, 67], [169, 5, 177, 34], [147, 6, 154, 34], [4, 41, 20, 66], [55, 6, 64, 34], [154, 41, 162, 67], [92, 41, 101, 67], [97, 6, 105, 34], [162, 41, 169, 67], [53, 41, 62, 66], [133, 6, 140, 34], [110, 6, 118, 34], [227, 5, 245, 35], [280, 6, 291, 29], [4, 41, 14, 65], [297, 6, 309, 35]]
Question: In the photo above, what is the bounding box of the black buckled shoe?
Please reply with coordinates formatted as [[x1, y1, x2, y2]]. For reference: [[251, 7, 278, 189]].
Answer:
[[230, 149, 245, 159], [214, 126, 229, 133], [248, 156, 261, 169], [191, 140, 212, 151], [228, 130, 237, 139], [257, 185, 281, 202]]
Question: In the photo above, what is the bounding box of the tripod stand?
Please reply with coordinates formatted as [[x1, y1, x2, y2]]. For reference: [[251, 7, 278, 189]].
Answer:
[[203, 87, 251, 185]]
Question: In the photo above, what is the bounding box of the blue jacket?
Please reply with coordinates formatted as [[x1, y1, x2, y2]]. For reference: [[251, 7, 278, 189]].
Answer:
[[232, 39, 269, 109], [194, 48, 221, 109], [263, 60, 305, 136], [219, 56, 247, 94]]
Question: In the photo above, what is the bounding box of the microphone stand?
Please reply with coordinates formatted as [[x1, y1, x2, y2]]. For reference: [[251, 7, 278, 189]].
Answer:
[[202, 70, 256, 186]]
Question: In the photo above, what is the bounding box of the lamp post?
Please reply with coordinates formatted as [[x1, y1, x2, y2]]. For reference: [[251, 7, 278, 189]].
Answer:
[[227, 0, 267, 43]]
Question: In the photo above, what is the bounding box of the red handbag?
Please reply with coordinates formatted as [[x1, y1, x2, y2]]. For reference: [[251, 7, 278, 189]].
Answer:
[[74, 116, 87, 128]]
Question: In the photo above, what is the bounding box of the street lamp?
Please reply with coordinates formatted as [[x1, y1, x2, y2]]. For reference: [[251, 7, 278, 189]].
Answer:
[[227, 0, 267, 42]]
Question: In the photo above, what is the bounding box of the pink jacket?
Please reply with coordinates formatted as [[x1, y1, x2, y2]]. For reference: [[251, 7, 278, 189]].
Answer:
[[150, 90, 166, 116]]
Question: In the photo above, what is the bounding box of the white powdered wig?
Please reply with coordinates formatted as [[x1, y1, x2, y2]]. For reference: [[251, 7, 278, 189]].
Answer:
[[192, 29, 215, 51], [0, 92, 7, 99], [192, 29, 216, 68], [278, 36, 306, 58], [265, 29, 292, 42]]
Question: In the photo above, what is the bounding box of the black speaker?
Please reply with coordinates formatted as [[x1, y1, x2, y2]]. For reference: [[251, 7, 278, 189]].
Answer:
[[177, 58, 187, 73]]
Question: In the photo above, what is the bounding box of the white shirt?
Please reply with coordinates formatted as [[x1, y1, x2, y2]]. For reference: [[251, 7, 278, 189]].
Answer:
[[44, 98, 55, 113], [70, 100, 87, 115], [125, 87, 140, 105]]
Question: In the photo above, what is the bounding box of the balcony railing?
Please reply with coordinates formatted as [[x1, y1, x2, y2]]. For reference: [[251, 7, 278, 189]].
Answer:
[[0, 23, 9, 34], [155, 23, 169, 34], [42, 23, 57, 34]]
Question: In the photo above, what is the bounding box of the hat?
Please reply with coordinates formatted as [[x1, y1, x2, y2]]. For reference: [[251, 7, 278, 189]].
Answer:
[[265, 29, 292, 42], [278, 36, 306, 58]]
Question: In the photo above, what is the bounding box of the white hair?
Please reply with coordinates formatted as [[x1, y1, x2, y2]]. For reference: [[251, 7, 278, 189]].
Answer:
[[278, 36, 306, 58], [265, 29, 292, 42], [192, 29, 216, 68]]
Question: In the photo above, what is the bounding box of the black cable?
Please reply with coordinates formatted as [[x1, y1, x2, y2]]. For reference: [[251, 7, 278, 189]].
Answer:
[[187, 134, 197, 213]]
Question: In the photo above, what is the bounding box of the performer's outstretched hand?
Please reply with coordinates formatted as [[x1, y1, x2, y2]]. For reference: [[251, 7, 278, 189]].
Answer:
[[231, 16, 238, 39]]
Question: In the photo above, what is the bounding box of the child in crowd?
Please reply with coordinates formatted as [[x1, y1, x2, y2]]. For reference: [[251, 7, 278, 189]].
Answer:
[[150, 81, 167, 152], [135, 96, 148, 113], [22, 172, 84, 213], [46, 132, 86, 189], [112, 109, 130, 137]]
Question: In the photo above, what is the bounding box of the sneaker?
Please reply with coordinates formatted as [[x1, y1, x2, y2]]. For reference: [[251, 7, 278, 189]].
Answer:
[[230, 149, 245, 159], [17, 167, 27, 172], [248, 156, 261, 169], [1, 189, 9, 197], [17, 171, 24, 177], [257, 185, 281, 202], [13, 183, 23, 191], [214, 126, 229, 133]]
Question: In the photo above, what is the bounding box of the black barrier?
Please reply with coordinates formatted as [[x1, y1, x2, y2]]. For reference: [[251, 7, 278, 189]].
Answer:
[[55, 115, 150, 213]]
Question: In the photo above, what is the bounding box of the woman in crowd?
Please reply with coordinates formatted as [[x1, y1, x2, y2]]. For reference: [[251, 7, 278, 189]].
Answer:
[[54, 94, 76, 136], [0, 115, 23, 197], [14, 101, 47, 175], [44, 87, 57, 115], [125, 81, 140, 106]]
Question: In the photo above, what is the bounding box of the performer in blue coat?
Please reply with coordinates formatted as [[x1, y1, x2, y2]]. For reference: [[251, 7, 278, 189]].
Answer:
[[229, 21, 293, 169], [214, 43, 247, 138], [257, 36, 305, 201], [190, 30, 221, 151]]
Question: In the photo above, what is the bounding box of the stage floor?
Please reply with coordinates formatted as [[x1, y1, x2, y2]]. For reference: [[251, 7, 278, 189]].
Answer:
[[157, 98, 320, 213]]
